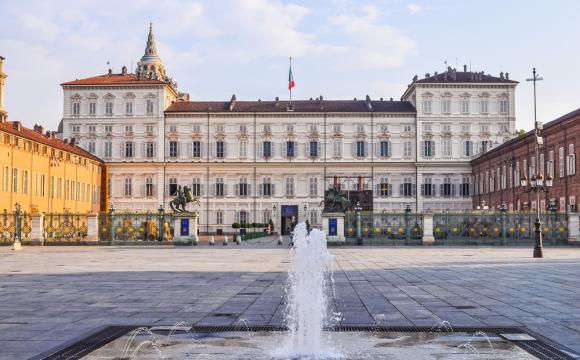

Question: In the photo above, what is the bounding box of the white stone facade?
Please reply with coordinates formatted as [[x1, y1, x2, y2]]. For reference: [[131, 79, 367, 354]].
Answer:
[[60, 27, 518, 234]]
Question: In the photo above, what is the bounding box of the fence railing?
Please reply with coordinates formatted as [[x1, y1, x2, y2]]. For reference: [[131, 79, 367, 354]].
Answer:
[[43, 213, 89, 244], [98, 212, 175, 245], [0, 210, 31, 245], [344, 212, 424, 245]]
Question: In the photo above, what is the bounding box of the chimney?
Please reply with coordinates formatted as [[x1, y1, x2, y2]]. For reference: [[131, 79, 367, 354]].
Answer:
[[108, 68, 112, 75], [434, 71, 438, 80], [319, 95, 324, 101], [505, 72, 509, 80], [229, 94, 237, 111], [33, 124, 44, 134], [365, 95, 372, 110], [500, 71, 504, 80], [64, 139, 68, 144], [463, 64, 467, 72], [121, 66, 127, 75], [70, 138, 76, 146], [12, 121, 21, 131]]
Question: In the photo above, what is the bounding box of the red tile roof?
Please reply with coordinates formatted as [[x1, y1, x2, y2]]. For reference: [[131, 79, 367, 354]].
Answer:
[[0, 120, 103, 163], [61, 73, 168, 86], [166, 99, 416, 113]]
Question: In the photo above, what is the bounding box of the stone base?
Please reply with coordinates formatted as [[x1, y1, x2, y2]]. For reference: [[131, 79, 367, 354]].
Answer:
[[172, 212, 199, 244], [422, 214, 435, 245], [11, 241, 22, 251], [322, 212, 345, 242]]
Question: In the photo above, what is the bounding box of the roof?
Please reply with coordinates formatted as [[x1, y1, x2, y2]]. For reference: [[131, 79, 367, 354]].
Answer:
[[0, 120, 103, 163], [471, 106, 580, 162], [61, 73, 168, 86], [165, 99, 416, 113], [413, 70, 518, 84]]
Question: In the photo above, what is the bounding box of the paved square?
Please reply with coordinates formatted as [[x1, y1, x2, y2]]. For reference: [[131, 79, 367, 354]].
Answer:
[[1, 244, 580, 359]]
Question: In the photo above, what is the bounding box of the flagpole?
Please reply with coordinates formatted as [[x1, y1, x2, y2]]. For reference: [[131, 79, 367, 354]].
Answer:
[[289, 56, 292, 104]]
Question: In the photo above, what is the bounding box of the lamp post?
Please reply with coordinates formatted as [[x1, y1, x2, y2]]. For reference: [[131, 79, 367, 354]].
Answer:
[[355, 201, 362, 245], [404, 204, 411, 245], [13, 202, 22, 244], [108, 203, 115, 243], [272, 204, 277, 235], [499, 201, 508, 245], [157, 204, 164, 241]]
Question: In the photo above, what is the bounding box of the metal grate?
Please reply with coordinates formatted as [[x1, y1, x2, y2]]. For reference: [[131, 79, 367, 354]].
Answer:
[[34, 325, 578, 360]]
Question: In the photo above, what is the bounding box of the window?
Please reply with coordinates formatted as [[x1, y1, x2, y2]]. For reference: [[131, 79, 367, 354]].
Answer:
[[105, 101, 113, 115], [422, 140, 434, 157], [379, 177, 390, 197], [499, 98, 508, 114], [145, 124, 155, 133], [559, 147, 565, 177], [40, 174, 46, 197], [442, 123, 452, 133], [423, 123, 432, 132], [57, 177, 62, 198], [104, 141, 112, 158], [404, 141, 413, 159], [309, 210, 318, 226], [263, 141, 272, 158], [89, 102, 96, 115], [261, 177, 272, 196], [215, 177, 225, 197], [568, 144, 576, 176], [403, 124, 413, 132], [309, 141, 319, 157], [422, 98, 432, 114], [146, 99, 154, 114], [125, 141, 134, 158], [145, 177, 155, 197], [169, 177, 178, 196], [356, 141, 366, 157], [239, 125, 247, 133], [286, 141, 296, 158], [460, 176, 471, 197], [216, 211, 224, 225], [124, 177, 132, 196], [216, 141, 225, 158], [309, 124, 318, 133], [441, 98, 451, 114], [262, 124, 271, 133], [442, 176, 453, 197], [125, 101, 133, 115], [463, 140, 473, 157], [460, 98, 470, 114], [23, 170, 28, 195], [238, 177, 249, 197], [309, 177, 318, 197], [192, 124, 201, 133], [548, 150, 554, 178], [499, 123, 509, 133], [403, 176, 414, 197], [443, 140, 452, 158], [72, 102, 81, 115], [125, 125, 133, 133], [356, 124, 365, 133], [480, 99, 489, 114], [169, 125, 177, 133], [88, 142, 96, 154], [192, 141, 202, 158], [238, 211, 248, 225], [332, 124, 342, 133], [215, 124, 224, 133], [71, 125, 81, 133], [145, 142, 155, 158], [480, 124, 489, 133], [423, 177, 434, 197], [88, 125, 96, 134], [332, 140, 342, 158], [169, 141, 178, 158], [460, 123, 470, 133], [239, 140, 247, 158], [262, 209, 272, 224], [104, 125, 113, 134], [191, 177, 201, 196], [379, 141, 391, 157], [285, 177, 295, 196], [379, 124, 388, 133], [12, 168, 18, 193]]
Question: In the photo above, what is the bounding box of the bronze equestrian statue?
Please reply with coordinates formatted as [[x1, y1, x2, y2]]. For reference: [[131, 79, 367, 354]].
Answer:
[[169, 185, 200, 212]]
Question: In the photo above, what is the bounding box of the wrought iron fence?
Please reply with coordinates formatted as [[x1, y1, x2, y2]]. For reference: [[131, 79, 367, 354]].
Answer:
[[98, 212, 174, 245], [433, 212, 569, 246], [344, 212, 423, 246], [0, 210, 31, 244], [43, 213, 89, 244]]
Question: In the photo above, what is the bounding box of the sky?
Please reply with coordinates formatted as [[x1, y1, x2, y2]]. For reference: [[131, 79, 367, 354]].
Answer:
[[1, 0, 579, 131]]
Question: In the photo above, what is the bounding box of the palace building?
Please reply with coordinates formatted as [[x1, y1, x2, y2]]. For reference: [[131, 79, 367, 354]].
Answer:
[[60, 25, 518, 234]]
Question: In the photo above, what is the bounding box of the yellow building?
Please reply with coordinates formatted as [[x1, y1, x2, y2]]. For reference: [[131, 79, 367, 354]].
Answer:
[[0, 121, 104, 213], [0, 57, 104, 214]]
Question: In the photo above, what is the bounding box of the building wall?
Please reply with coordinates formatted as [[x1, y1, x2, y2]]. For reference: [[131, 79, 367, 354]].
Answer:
[[0, 126, 103, 213], [471, 108, 579, 212]]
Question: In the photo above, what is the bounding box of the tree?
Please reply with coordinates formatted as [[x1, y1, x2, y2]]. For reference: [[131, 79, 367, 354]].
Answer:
[[516, 129, 526, 137]]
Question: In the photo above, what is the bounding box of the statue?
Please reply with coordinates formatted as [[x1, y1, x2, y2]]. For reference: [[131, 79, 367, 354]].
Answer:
[[320, 186, 350, 213], [169, 185, 200, 212]]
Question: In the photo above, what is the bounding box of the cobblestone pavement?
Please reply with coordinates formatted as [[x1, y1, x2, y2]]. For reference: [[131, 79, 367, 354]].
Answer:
[[1, 245, 580, 359]]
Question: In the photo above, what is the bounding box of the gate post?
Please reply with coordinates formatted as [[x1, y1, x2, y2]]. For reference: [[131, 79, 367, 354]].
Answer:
[[422, 213, 435, 245], [29, 212, 44, 246], [500, 202, 507, 246], [86, 214, 98, 243]]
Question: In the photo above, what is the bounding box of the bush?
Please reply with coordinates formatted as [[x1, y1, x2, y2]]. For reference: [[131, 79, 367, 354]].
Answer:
[[232, 223, 240, 229], [251, 222, 257, 229]]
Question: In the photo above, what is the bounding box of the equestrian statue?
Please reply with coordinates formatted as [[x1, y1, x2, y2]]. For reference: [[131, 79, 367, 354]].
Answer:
[[320, 186, 350, 213], [169, 185, 200, 212]]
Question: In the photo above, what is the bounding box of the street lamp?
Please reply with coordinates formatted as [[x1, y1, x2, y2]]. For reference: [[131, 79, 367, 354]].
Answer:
[[524, 67, 549, 258], [157, 204, 164, 241], [354, 201, 362, 245], [404, 204, 412, 245]]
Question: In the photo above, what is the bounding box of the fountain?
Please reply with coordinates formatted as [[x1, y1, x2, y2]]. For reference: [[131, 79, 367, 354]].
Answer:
[[56, 222, 565, 359]]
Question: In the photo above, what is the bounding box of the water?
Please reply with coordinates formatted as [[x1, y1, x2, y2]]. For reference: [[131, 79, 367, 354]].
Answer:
[[279, 223, 337, 358]]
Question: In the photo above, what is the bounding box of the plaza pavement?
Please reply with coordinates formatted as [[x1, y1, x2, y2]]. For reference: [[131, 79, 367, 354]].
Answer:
[[1, 241, 580, 359]]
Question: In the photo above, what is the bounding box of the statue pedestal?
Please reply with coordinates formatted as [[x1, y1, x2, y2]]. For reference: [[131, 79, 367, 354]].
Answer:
[[172, 212, 199, 245], [322, 212, 345, 243]]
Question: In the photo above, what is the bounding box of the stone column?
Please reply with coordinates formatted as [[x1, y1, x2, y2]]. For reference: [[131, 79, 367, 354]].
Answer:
[[422, 214, 435, 245], [191, 212, 199, 240], [86, 214, 99, 243], [29, 213, 44, 246], [568, 214, 579, 244]]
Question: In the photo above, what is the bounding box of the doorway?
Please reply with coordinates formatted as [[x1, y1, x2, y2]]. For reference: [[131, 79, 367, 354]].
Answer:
[[281, 205, 298, 235]]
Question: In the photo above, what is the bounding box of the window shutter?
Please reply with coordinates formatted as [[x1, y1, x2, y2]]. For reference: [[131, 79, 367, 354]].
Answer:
[[234, 183, 239, 196], [388, 184, 392, 196], [223, 183, 228, 196], [165, 184, 170, 196], [420, 142, 425, 157], [223, 142, 227, 158], [432, 142, 436, 157], [200, 141, 206, 158], [439, 184, 444, 197], [412, 183, 417, 196], [248, 184, 252, 196], [375, 142, 380, 157], [374, 183, 380, 196], [187, 142, 193, 157], [271, 142, 276, 157], [165, 142, 170, 159], [364, 141, 368, 157], [235, 212, 240, 223], [452, 184, 457, 196], [258, 182, 263, 196], [210, 142, 216, 158], [317, 142, 321, 158], [141, 142, 146, 157], [421, 184, 425, 195], [200, 184, 205, 196], [120, 142, 126, 158], [272, 183, 276, 196], [258, 141, 263, 158], [210, 184, 216, 196], [388, 142, 392, 157], [399, 183, 404, 195], [351, 141, 356, 157], [283, 142, 288, 157]]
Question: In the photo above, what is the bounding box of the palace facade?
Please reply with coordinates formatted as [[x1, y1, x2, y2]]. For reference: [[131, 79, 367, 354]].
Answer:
[[60, 25, 517, 234]]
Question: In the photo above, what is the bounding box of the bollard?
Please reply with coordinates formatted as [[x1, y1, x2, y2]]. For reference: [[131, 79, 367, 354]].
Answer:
[[192, 236, 199, 246], [236, 235, 241, 245], [223, 235, 228, 246], [278, 235, 283, 246], [209, 235, 215, 246]]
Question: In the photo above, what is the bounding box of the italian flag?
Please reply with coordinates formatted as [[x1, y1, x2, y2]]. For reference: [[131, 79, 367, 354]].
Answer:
[[288, 60, 295, 90]]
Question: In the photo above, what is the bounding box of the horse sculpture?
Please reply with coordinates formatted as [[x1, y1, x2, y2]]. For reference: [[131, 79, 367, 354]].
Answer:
[[320, 187, 350, 213], [169, 185, 200, 212]]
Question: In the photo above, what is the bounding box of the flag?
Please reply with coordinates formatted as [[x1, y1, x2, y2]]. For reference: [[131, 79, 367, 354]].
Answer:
[[288, 59, 295, 90]]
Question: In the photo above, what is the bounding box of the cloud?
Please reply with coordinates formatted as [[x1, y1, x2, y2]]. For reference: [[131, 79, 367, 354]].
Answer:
[[407, 3, 423, 15]]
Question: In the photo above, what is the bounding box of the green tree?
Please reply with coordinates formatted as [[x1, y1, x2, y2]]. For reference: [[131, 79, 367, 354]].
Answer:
[[516, 129, 526, 137]]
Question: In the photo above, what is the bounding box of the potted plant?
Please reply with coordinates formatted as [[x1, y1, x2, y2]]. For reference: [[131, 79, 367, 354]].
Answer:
[[232, 222, 240, 234]]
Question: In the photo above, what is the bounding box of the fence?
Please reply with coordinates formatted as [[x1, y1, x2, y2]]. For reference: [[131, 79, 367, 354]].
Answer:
[[344, 212, 424, 246], [98, 212, 175, 245], [0, 210, 31, 245], [433, 212, 569, 246], [43, 213, 89, 244]]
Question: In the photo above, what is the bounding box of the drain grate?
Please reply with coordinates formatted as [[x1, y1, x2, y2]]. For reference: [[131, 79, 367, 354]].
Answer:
[[33, 325, 578, 360]]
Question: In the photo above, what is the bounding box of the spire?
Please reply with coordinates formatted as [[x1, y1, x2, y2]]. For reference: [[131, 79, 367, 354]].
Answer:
[[136, 22, 167, 80], [142, 21, 159, 61]]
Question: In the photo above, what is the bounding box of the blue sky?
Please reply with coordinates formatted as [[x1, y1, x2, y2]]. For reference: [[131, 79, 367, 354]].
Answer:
[[1, 0, 578, 131]]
